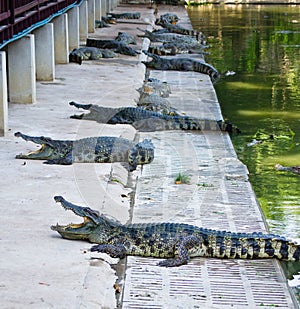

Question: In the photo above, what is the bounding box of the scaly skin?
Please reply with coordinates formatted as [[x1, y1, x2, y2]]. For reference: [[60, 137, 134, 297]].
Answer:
[[95, 16, 117, 28], [108, 12, 141, 19], [69, 47, 117, 65], [115, 32, 137, 45], [155, 14, 205, 42], [69, 33, 134, 65], [51, 196, 300, 267], [155, 13, 180, 24], [137, 93, 180, 116], [86, 38, 139, 56], [142, 51, 219, 83], [148, 44, 208, 56], [69, 102, 240, 133], [137, 78, 172, 98], [136, 78, 178, 115], [137, 28, 203, 47], [14, 132, 154, 171]]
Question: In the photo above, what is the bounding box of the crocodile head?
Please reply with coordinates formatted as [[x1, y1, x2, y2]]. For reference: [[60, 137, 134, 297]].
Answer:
[[69, 49, 83, 65], [14, 132, 72, 163], [51, 196, 120, 243]]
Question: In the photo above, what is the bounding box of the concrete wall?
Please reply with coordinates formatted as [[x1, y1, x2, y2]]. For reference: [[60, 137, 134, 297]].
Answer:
[[34, 23, 55, 81], [0, 0, 118, 136], [7, 35, 36, 104], [68, 6, 80, 51], [53, 14, 69, 64], [0, 51, 8, 136]]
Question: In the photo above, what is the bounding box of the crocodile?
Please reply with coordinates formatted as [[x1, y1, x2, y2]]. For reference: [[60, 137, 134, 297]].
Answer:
[[86, 38, 139, 56], [137, 78, 171, 98], [51, 196, 300, 267], [142, 51, 219, 83], [137, 28, 204, 46], [115, 32, 137, 45], [275, 164, 300, 175], [69, 101, 240, 133], [148, 44, 208, 56], [155, 13, 180, 24], [14, 132, 154, 171], [95, 16, 117, 28], [108, 12, 141, 19], [155, 14, 205, 41], [137, 92, 180, 116], [137, 78, 179, 115], [95, 20, 110, 28], [69, 47, 117, 65]]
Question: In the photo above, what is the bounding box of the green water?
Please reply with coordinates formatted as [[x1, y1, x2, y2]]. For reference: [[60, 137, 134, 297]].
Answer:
[[188, 4, 300, 238], [188, 3, 300, 292]]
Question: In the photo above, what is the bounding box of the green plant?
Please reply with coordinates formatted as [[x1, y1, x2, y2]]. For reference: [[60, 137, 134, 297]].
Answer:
[[175, 173, 191, 184]]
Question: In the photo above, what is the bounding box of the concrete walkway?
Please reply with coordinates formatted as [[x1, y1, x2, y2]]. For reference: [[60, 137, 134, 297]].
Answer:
[[0, 4, 296, 309]]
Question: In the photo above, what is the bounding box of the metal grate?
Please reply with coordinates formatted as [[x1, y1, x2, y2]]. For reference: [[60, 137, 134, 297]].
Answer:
[[123, 257, 293, 308], [121, 68, 295, 308]]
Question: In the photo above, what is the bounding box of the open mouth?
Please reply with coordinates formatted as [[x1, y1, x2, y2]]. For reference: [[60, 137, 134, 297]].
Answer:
[[51, 196, 100, 239], [25, 144, 46, 155], [16, 144, 53, 159], [51, 217, 92, 231]]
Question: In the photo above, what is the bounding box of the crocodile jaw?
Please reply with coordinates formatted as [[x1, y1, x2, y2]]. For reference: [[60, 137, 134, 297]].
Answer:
[[16, 144, 54, 159], [51, 218, 95, 240]]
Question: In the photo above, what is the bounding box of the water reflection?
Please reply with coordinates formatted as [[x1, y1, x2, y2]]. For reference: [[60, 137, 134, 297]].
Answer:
[[188, 3, 300, 237], [188, 3, 300, 296]]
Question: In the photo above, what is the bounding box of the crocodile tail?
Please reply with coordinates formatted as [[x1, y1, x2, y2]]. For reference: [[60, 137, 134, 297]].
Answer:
[[193, 61, 220, 82], [148, 46, 176, 56], [217, 120, 241, 133], [206, 232, 300, 261], [179, 28, 203, 40], [273, 239, 300, 261], [248, 236, 300, 261], [86, 38, 97, 47]]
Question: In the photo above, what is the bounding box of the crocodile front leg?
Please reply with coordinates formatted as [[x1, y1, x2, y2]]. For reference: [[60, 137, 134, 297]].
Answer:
[[44, 153, 73, 165], [90, 243, 127, 259], [158, 235, 201, 267]]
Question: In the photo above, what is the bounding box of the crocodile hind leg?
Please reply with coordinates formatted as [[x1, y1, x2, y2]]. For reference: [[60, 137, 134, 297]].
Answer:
[[90, 243, 127, 259], [158, 235, 201, 267]]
